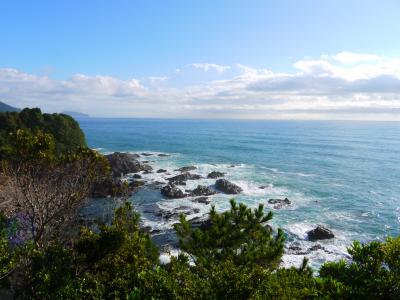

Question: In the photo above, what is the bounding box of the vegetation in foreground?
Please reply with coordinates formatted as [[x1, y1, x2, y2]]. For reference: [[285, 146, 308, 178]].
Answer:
[[0, 110, 399, 299]]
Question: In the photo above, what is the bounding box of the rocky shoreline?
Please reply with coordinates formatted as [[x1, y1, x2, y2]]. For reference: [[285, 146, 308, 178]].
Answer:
[[86, 151, 338, 265]]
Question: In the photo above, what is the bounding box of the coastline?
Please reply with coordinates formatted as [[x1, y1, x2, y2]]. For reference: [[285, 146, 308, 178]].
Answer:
[[83, 150, 351, 269]]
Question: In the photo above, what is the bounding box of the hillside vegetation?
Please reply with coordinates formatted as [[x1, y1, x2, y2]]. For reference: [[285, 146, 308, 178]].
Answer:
[[0, 107, 86, 155]]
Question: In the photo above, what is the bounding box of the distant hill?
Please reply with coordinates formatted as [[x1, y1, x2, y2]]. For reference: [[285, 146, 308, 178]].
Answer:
[[62, 111, 90, 118], [0, 101, 20, 112], [0, 108, 87, 155]]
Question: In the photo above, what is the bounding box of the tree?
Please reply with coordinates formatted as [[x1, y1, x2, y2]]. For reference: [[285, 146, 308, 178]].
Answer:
[[0, 129, 109, 247], [175, 199, 284, 269], [0, 108, 86, 157], [319, 237, 400, 299], [19, 203, 159, 300], [173, 199, 285, 299]]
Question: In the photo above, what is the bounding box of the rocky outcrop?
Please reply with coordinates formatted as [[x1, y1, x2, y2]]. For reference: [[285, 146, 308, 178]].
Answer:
[[190, 185, 216, 196], [215, 179, 242, 194], [268, 198, 291, 209], [157, 169, 167, 173], [154, 206, 200, 220], [161, 184, 186, 199], [91, 178, 142, 198], [175, 166, 197, 172], [192, 197, 211, 204], [307, 225, 334, 241], [167, 172, 202, 184], [106, 152, 152, 177], [207, 171, 225, 179]]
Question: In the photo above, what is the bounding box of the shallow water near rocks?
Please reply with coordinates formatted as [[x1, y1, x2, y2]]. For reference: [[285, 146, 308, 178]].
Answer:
[[79, 118, 400, 269]]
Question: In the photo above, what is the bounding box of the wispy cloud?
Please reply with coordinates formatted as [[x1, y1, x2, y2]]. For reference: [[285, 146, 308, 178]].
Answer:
[[1, 52, 400, 120], [188, 63, 231, 73]]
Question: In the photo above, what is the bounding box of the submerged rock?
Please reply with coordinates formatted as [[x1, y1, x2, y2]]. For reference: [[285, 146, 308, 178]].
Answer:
[[157, 169, 167, 173], [207, 171, 225, 179], [132, 174, 142, 179], [175, 166, 197, 172], [161, 184, 186, 199], [190, 185, 216, 196], [141, 152, 153, 156], [215, 179, 242, 194], [307, 225, 335, 241], [158, 153, 169, 157]]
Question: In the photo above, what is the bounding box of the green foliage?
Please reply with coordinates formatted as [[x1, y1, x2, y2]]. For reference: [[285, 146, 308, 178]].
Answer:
[[0, 214, 17, 288], [0, 107, 86, 156], [319, 237, 400, 299], [18, 202, 159, 299], [175, 199, 284, 270]]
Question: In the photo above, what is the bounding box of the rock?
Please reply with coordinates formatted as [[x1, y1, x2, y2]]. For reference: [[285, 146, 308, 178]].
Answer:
[[192, 197, 211, 204], [190, 185, 216, 196], [106, 152, 152, 177], [129, 180, 145, 188], [308, 244, 324, 252], [141, 152, 153, 156], [158, 154, 169, 157], [189, 217, 212, 230], [268, 198, 291, 209], [91, 178, 142, 198], [215, 179, 242, 194], [157, 169, 167, 173], [175, 166, 197, 172], [133, 174, 142, 179], [307, 225, 335, 241], [207, 171, 225, 179], [161, 184, 186, 199], [167, 172, 202, 183], [157, 206, 200, 220], [259, 185, 270, 189]]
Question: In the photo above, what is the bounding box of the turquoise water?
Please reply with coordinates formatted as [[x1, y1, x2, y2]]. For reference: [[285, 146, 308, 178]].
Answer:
[[79, 119, 400, 267]]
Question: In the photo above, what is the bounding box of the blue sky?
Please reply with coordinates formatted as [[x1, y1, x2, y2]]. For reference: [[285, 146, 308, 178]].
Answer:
[[1, 0, 400, 119]]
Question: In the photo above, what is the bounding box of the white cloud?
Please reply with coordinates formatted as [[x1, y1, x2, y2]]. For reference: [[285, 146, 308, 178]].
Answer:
[[1, 52, 400, 120], [188, 63, 230, 73], [333, 51, 383, 65]]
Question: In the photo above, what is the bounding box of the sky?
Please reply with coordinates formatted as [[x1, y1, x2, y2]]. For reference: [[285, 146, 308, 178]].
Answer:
[[1, 0, 400, 120]]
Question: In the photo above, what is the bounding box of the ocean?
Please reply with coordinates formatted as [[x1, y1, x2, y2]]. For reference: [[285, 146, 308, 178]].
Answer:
[[79, 118, 400, 268]]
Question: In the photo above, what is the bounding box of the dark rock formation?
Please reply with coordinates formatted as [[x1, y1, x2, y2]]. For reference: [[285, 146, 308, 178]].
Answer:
[[190, 185, 216, 196], [175, 166, 197, 172], [141, 152, 153, 156], [161, 184, 186, 199], [215, 179, 242, 194], [307, 225, 335, 241], [268, 198, 291, 209], [167, 172, 202, 184], [106, 152, 152, 177], [91, 178, 142, 198], [158, 153, 169, 157], [155, 206, 200, 220], [189, 217, 212, 230], [133, 174, 142, 179], [192, 197, 211, 204], [207, 171, 225, 179], [157, 169, 167, 173]]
